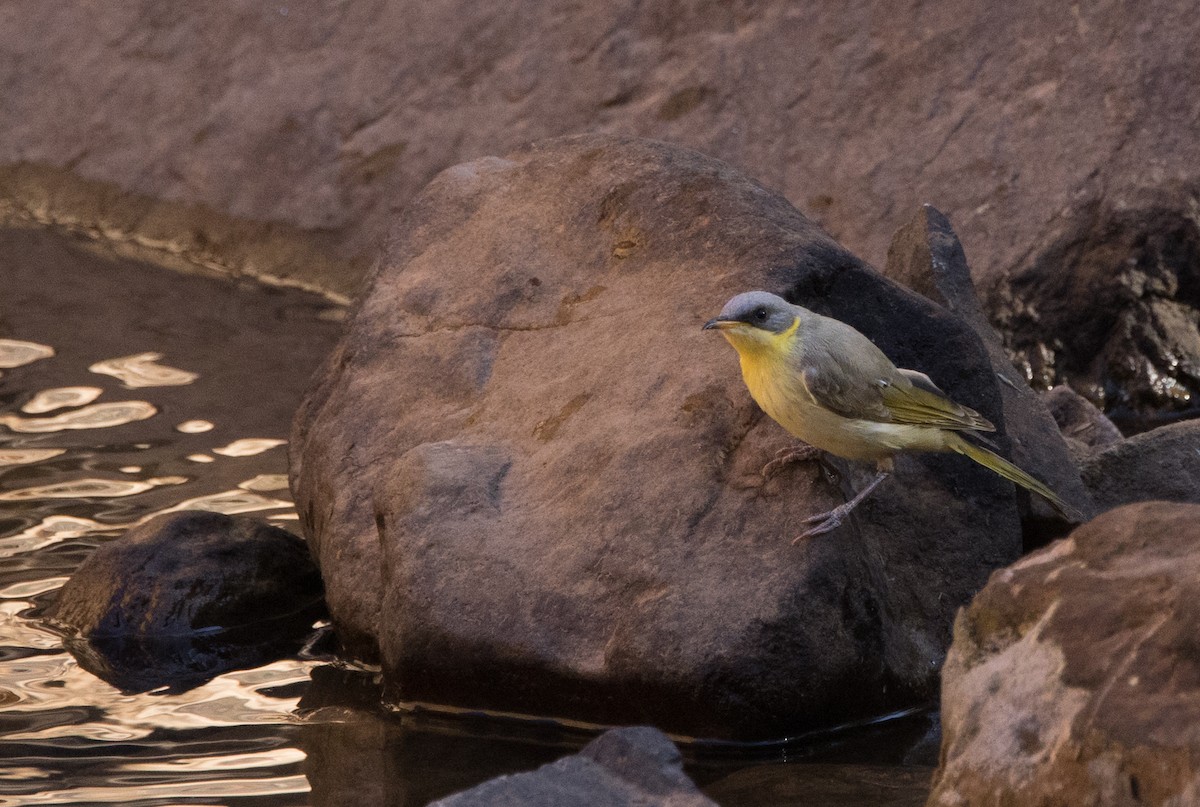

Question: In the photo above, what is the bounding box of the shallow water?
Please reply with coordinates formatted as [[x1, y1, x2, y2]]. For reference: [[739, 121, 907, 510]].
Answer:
[[0, 226, 933, 805]]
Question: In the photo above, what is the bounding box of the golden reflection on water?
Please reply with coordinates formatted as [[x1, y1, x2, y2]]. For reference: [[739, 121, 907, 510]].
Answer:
[[0, 610, 314, 801], [21, 386, 104, 414], [212, 439, 288, 457], [0, 492, 293, 565], [0, 577, 71, 599], [152, 490, 293, 517], [0, 448, 66, 466], [0, 516, 113, 558], [3, 773, 312, 805], [0, 598, 316, 740], [0, 400, 158, 432], [0, 476, 189, 501], [118, 748, 308, 773], [0, 338, 55, 370], [0, 238, 360, 807], [237, 474, 290, 492], [89, 352, 200, 388]]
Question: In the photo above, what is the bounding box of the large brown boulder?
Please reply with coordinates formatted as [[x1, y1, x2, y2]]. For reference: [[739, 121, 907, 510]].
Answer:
[[289, 135, 1079, 739], [929, 502, 1200, 806]]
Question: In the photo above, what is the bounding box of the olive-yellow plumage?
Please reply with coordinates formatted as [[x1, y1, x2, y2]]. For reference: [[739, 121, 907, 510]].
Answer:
[[704, 291, 1073, 540]]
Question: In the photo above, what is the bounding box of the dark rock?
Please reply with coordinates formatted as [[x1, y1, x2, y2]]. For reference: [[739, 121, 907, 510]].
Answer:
[[1081, 419, 1200, 511], [427, 727, 715, 807], [990, 204, 1200, 432], [1041, 384, 1124, 460], [885, 204, 1094, 529], [291, 135, 1038, 739], [930, 502, 1200, 806], [47, 511, 325, 691]]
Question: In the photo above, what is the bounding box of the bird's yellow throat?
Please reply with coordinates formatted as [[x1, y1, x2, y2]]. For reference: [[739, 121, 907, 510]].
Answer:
[[718, 316, 801, 407], [720, 315, 800, 363]]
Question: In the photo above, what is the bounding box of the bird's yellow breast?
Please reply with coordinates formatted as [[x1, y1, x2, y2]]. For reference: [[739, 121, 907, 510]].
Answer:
[[720, 317, 913, 461], [720, 317, 808, 426]]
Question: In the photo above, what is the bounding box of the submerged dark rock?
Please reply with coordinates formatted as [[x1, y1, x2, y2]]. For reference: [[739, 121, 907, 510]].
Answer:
[[290, 134, 1060, 739], [427, 727, 716, 807], [47, 510, 326, 691], [931, 502, 1200, 806]]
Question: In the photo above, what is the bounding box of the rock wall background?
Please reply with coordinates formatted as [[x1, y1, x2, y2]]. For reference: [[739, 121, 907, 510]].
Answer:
[[4, 0, 1199, 312]]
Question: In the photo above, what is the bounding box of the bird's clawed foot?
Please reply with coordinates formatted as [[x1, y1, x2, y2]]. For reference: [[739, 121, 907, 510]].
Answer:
[[761, 443, 822, 481], [790, 468, 891, 544], [792, 505, 851, 543]]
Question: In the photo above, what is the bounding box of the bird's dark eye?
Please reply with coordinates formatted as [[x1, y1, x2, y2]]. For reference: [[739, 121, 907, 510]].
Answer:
[[753, 308, 768, 322]]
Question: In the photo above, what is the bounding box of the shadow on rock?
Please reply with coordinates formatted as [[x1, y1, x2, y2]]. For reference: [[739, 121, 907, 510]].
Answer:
[[45, 511, 327, 693], [992, 197, 1200, 433]]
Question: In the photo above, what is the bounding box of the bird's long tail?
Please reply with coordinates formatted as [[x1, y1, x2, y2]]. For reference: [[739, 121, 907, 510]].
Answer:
[[945, 433, 1077, 520]]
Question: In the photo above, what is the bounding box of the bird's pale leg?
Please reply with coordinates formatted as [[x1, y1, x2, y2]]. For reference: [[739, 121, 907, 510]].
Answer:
[[793, 468, 890, 543], [761, 442, 822, 481]]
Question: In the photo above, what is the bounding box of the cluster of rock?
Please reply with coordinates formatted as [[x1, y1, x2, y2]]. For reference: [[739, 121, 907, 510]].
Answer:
[[287, 136, 1200, 801], [53, 136, 1200, 804], [930, 502, 1200, 805]]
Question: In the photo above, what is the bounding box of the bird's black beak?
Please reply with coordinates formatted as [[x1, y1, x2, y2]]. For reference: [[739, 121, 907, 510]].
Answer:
[[703, 318, 737, 331]]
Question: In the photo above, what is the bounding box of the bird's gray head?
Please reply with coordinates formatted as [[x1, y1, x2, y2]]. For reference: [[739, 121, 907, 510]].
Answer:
[[703, 291, 797, 335]]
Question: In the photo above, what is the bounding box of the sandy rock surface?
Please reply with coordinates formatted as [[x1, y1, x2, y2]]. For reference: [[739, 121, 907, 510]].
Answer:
[[930, 502, 1200, 807], [3, 1, 1198, 316]]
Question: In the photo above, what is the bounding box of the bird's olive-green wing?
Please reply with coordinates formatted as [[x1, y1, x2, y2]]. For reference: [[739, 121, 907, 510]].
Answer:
[[801, 361, 994, 432], [879, 373, 995, 431], [799, 362, 894, 423]]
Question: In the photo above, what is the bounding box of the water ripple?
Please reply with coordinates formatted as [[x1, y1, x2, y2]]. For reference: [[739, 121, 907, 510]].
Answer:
[[1, 772, 311, 805], [0, 449, 67, 467], [0, 402, 157, 433], [0, 228, 357, 807], [212, 439, 287, 458], [237, 475, 290, 492], [89, 353, 199, 389], [0, 578, 70, 600], [0, 516, 115, 559], [0, 339, 55, 370], [153, 490, 293, 517], [21, 387, 104, 414], [0, 477, 188, 502]]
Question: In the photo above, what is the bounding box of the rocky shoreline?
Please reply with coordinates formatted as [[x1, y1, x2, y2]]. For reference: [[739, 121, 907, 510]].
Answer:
[[12, 2, 1200, 802], [44, 136, 1200, 804]]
